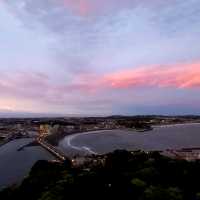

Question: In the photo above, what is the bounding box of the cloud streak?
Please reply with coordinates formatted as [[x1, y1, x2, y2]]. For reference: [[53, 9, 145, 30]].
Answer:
[[0, 61, 200, 114], [0, 62, 199, 102], [105, 62, 200, 89]]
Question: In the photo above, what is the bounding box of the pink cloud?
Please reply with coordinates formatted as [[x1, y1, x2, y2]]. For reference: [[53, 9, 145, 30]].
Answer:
[[60, 0, 168, 16], [104, 62, 200, 89], [0, 70, 99, 107], [62, 0, 92, 16], [0, 62, 199, 110]]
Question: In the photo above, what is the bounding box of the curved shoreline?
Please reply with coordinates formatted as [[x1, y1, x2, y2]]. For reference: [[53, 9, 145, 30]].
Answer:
[[59, 123, 200, 155], [60, 131, 106, 155]]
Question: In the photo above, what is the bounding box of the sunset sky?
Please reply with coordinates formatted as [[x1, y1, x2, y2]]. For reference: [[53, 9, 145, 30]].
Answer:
[[0, 0, 200, 115]]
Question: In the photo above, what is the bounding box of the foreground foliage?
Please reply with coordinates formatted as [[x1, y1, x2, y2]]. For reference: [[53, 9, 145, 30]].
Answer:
[[1, 150, 200, 200]]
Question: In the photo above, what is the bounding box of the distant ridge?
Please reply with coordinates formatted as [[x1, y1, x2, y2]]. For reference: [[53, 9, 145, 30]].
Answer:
[[0, 110, 105, 118], [0, 110, 68, 118], [0, 110, 199, 119]]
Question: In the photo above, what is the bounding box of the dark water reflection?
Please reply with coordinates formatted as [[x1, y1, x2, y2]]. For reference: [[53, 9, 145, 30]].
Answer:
[[0, 138, 54, 189]]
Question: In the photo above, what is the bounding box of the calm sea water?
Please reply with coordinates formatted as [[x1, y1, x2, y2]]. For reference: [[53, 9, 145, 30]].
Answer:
[[1, 123, 200, 189], [59, 123, 200, 156], [0, 138, 54, 189]]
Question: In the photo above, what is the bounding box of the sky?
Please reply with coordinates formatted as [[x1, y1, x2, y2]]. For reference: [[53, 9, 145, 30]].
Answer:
[[0, 0, 200, 116]]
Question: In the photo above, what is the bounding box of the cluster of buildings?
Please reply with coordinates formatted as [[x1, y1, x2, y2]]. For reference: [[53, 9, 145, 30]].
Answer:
[[38, 119, 119, 138], [164, 148, 200, 161], [0, 119, 39, 142], [39, 124, 75, 138]]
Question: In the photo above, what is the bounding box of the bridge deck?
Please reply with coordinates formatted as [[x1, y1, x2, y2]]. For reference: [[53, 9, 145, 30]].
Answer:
[[37, 138, 66, 161]]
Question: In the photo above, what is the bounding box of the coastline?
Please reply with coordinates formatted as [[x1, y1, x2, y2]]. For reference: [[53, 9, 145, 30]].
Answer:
[[58, 122, 200, 156], [152, 122, 200, 128], [45, 121, 200, 147], [59, 130, 110, 155]]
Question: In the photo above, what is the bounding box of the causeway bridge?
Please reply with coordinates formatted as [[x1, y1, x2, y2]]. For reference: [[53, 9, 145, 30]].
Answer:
[[37, 138, 66, 161]]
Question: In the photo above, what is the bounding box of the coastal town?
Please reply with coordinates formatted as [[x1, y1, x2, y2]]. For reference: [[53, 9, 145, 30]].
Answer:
[[1, 116, 200, 162], [0, 115, 200, 143]]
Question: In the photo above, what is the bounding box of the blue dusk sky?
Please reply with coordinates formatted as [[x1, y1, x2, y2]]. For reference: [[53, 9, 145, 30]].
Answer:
[[0, 0, 200, 115]]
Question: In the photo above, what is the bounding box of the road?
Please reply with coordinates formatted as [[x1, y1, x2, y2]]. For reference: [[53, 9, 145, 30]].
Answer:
[[37, 138, 66, 161]]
